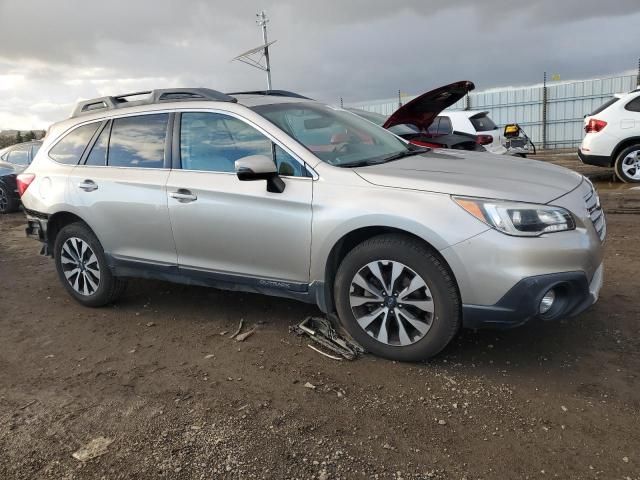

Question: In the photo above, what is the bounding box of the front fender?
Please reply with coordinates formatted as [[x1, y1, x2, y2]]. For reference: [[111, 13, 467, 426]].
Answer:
[[309, 181, 489, 282]]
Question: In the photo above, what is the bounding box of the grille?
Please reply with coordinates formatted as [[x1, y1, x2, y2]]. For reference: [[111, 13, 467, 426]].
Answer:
[[584, 182, 606, 242]]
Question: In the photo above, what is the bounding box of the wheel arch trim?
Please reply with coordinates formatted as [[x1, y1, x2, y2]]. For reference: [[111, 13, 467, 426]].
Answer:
[[314, 218, 459, 314]]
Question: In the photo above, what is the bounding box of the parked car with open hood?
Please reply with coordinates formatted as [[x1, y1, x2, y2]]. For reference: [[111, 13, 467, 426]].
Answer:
[[0, 141, 42, 213], [348, 81, 484, 151], [18, 88, 605, 361]]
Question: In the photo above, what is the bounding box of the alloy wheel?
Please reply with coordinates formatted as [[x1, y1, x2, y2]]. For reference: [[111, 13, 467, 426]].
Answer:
[[60, 237, 101, 296], [349, 260, 435, 346], [621, 149, 640, 181]]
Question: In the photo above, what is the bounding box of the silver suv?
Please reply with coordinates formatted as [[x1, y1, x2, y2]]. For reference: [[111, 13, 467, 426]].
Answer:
[[19, 88, 605, 361]]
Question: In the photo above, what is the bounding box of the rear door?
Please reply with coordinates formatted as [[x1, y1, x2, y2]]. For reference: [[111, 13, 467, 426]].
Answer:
[[68, 113, 177, 267], [166, 110, 313, 286]]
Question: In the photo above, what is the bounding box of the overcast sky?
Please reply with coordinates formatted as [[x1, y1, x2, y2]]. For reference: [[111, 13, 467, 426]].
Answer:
[[1, 0, 639, 130]]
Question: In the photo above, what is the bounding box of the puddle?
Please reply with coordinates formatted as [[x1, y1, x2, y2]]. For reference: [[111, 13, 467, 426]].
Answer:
[[591, 177, 640, 192]]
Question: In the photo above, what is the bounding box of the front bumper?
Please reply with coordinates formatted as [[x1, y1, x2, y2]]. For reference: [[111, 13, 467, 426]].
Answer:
[[462, 264, 603, 329]]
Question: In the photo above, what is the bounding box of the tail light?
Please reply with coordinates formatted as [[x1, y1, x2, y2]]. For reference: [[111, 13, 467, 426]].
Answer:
[[16, 173, 35, 196], [476, 134, 493, 145], [585, 118, 607, 133]]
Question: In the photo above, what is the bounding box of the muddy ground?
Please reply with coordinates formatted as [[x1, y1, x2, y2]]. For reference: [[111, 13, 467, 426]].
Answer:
[[1, 201, 639, 478]]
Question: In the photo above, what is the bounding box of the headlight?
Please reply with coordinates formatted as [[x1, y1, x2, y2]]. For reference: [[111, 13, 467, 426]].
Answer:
[[453, 197, 575, 237]]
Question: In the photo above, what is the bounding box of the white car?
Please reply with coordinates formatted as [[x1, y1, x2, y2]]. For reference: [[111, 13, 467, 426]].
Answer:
[[579, 87, 640, 182], [435, 111, 507, 155]]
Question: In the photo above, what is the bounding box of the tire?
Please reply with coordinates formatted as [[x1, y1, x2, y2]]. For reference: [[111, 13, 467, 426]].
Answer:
[[334, 234, 461, 361], [0, 181, 20, 214], [614, 144, 640, 183], [53, 222, 127, 307]]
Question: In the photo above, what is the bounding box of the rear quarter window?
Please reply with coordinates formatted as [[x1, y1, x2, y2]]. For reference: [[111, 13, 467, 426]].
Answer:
[[624, 96, 640, 112], [590, 97, 619, 116], [469, 114, 497, 132], [49, 123, 101, 165]]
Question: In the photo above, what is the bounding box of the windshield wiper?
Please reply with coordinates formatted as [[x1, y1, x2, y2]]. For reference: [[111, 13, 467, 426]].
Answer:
[[338, 146, 429, 168], [376, 147, 429, 163]]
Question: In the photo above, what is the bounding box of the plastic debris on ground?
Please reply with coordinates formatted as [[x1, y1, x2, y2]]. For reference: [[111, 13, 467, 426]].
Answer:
[[290, 316, 364, 360], [72, 436, 113, 461]]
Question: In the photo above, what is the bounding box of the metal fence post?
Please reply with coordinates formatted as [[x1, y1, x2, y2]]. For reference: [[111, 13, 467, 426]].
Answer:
[[464, 93, 471, 111], [398, 90, 402, 108], [637, 58, 640, 87], [542, 71, 548, 150], [340, 97, 343, 108]]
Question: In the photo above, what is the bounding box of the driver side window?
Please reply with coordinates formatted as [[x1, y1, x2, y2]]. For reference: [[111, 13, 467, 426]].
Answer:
[[180, 112, 308, 177]]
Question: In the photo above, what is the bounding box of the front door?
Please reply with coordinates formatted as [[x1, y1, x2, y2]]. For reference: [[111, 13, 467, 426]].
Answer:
[[166, 111, 313, 286]]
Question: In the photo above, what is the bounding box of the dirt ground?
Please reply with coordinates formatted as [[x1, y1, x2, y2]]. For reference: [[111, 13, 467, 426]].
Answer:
[[0, 209, 639, 480]]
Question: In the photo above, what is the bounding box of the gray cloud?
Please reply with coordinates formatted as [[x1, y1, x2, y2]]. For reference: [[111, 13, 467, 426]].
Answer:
[[1, 0, 639, 129]]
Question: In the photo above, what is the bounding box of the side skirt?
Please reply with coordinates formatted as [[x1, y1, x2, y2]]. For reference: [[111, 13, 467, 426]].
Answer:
[[106, 255, 328, 309]]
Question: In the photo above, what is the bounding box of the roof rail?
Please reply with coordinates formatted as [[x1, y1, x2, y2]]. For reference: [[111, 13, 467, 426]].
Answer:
[[70, 88, 237, 118], [226, 89, 312, 100]]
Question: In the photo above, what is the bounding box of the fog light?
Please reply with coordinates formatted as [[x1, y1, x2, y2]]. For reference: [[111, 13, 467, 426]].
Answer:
[[539, 289, 556, 314]]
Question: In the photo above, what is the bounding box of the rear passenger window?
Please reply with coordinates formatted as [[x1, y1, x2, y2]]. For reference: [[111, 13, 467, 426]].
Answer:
[[437, 116, 452, 135], [49, 123, 100, 165], [427, 117, 441, 135], [625, 96, 640, 112], [85, 122, 111, 166], [108, 114, 168, 168]]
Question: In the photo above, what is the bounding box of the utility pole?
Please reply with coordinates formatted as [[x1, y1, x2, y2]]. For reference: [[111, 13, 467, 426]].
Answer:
[[256, 11, 272, 90], [542, 71, 548, 150]]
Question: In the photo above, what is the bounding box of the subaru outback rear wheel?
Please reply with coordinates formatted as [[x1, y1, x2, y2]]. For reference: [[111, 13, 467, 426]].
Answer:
[[54, 222, 126, 307], [334, 234, 461, 361], [615, 145, 640, 183]]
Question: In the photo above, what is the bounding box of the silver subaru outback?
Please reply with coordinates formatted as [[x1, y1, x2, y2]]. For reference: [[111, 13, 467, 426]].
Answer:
[[18, 88, 605, 361]]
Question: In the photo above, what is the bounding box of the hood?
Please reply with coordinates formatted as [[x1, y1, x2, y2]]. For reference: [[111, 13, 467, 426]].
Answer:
[[355, 150, 583, 204], [382, 80, 475, 131]]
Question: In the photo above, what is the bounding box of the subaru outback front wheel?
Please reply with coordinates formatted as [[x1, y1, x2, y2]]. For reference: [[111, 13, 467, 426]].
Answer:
[[334, 234, 461, 361], [54, 222, 127, 307]]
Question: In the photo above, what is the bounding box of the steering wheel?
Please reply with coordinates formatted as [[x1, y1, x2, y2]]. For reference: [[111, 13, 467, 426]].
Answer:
[[332, 141, 351, 154]]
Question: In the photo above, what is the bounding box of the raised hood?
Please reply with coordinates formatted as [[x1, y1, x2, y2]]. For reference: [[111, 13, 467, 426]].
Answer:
[[382, 80, 475, 131], [355, 150, 583, 204]]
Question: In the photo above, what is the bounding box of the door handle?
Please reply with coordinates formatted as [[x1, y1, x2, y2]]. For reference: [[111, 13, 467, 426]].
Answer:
[[78, 179, 98, 192], [169, 189, 197, 203]]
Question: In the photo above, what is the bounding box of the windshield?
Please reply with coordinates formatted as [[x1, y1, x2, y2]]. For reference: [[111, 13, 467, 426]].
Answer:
[[252, 102, 414, 167], [346, 108, 387, 126]]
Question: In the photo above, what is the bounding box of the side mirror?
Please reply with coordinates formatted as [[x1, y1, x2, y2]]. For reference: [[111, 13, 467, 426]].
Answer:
[[504, 123, 521, 138], [235, 155, 285, 193]]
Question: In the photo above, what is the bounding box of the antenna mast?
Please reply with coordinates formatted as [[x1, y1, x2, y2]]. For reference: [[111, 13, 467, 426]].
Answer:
[[257, 11, 272, 90], [232, 10, 275, 90]]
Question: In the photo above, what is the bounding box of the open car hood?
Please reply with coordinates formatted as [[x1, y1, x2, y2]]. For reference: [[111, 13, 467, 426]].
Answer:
[[382, 80, 475, 131]]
